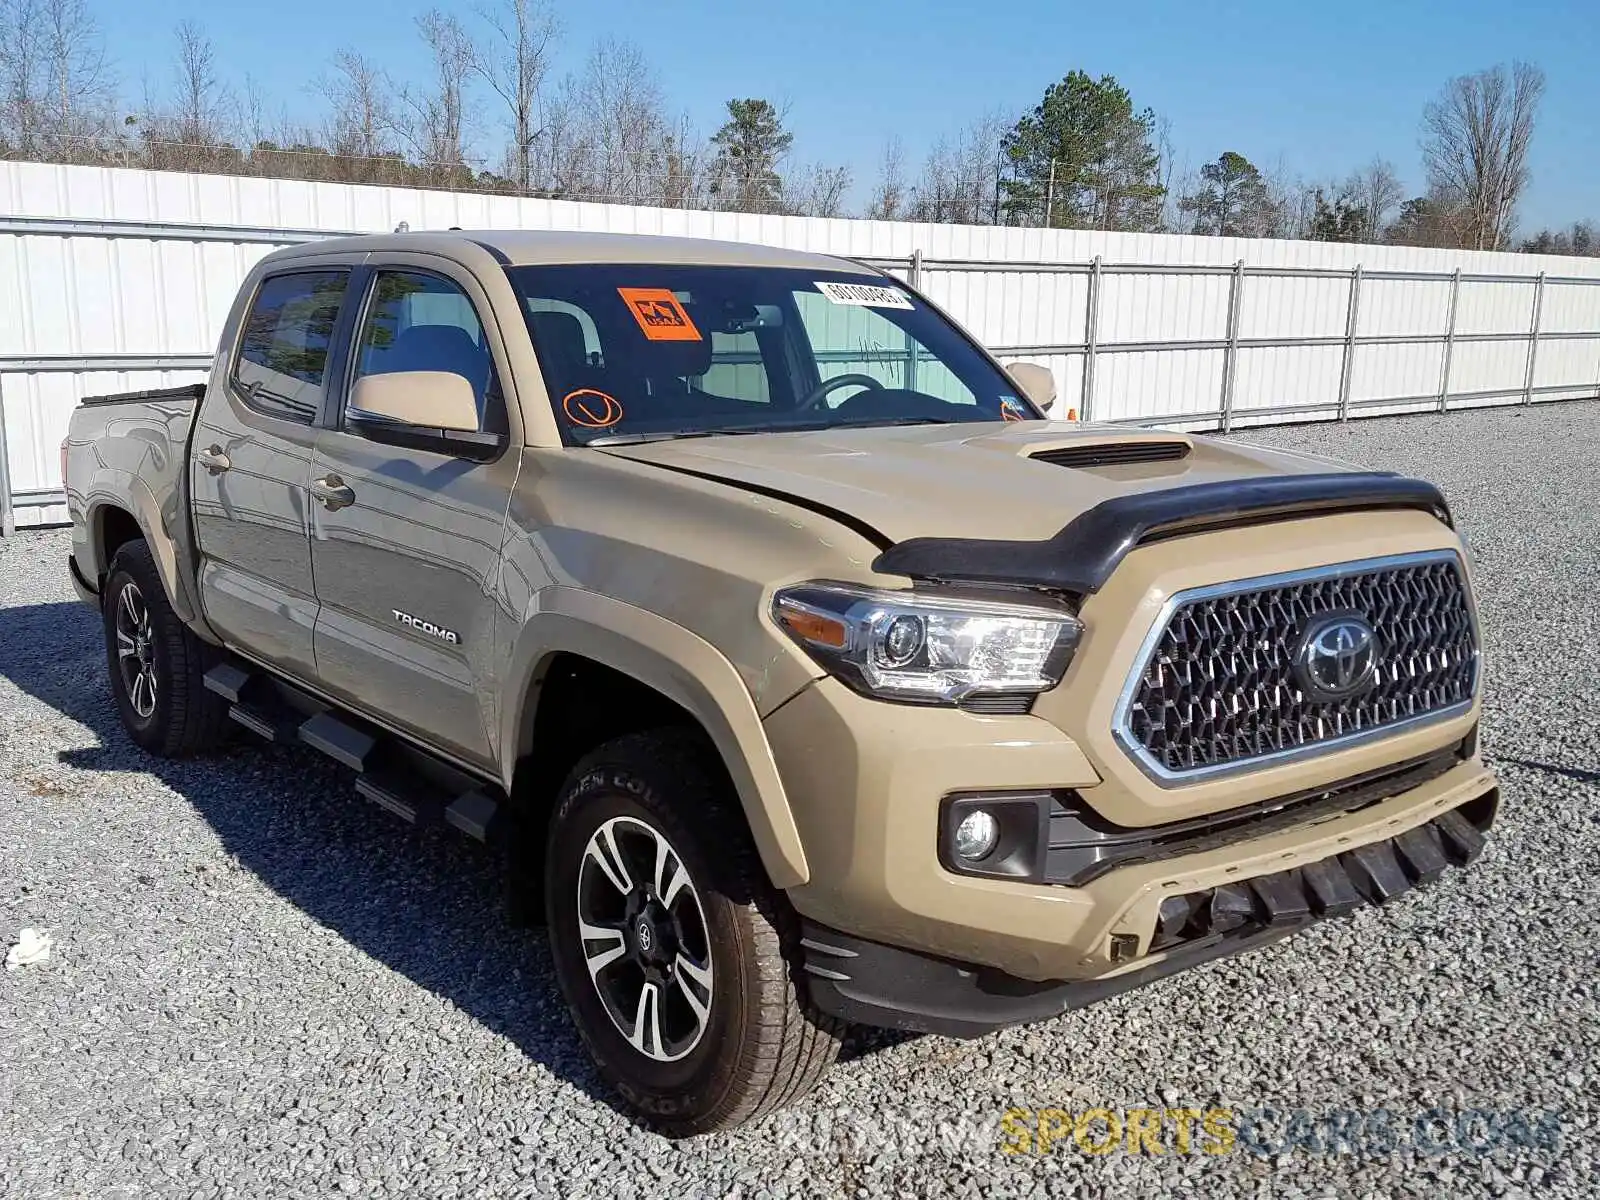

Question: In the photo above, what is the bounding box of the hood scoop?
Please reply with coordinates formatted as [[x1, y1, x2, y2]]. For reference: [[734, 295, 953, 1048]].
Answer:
[[1028, 439, 1192, 469]]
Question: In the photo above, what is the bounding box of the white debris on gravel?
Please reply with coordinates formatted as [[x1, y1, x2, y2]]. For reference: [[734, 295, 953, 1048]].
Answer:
[[1, 403, 1597, 1198], [4, 928, 53, 970]]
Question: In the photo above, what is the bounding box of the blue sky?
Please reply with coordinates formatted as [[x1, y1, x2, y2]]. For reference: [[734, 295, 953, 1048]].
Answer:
[[94, 0, 1598, 230]]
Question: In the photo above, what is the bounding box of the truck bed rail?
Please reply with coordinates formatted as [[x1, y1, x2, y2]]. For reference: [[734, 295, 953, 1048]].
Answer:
[[79, 383, 206, 409]]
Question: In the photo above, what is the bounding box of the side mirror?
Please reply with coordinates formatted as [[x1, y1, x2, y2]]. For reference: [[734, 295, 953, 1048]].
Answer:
[[1004, 361, 1057, 413], [346, 371, 504, 461], [350, 370, 479, 431]]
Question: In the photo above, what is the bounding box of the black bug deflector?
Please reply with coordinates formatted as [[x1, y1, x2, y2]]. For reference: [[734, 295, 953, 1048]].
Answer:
[[1149, 802, 1492, 953], [798, 793, 1494, 1040], [871, 471, 1454, 595]]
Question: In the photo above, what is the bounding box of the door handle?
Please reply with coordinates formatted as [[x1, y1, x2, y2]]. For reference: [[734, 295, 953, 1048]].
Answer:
[[195, 445, 231, 475], [310, 475, 356, 511]]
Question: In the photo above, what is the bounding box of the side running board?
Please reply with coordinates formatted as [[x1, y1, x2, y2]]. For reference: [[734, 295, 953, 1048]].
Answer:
[[203, 661, 505, 844]]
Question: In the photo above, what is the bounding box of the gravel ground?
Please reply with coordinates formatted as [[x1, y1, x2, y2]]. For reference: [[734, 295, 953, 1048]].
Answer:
[[2, 402, 1597, 1199]]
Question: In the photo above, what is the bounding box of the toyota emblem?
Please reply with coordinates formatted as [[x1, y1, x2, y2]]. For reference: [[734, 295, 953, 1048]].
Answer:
[[1295, 614, 1379, 700]]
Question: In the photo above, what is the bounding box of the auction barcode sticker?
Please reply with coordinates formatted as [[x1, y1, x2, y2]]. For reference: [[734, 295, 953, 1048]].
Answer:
[[814, 281, 915, 310]]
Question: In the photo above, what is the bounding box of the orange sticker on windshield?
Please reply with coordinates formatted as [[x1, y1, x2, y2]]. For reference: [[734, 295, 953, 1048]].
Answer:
[[618, 287, 702, 342], [563, 388, 624, 429]]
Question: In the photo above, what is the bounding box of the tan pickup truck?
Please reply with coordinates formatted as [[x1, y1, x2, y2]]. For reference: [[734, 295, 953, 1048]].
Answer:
[[63, 230, 1497, 1135]]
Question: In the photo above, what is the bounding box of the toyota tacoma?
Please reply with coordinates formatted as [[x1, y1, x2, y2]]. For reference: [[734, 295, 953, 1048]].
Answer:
[[63, 230, 1497, 1135]]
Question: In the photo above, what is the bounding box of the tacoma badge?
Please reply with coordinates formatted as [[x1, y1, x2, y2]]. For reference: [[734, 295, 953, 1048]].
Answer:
[[392, 609, 460, 646]]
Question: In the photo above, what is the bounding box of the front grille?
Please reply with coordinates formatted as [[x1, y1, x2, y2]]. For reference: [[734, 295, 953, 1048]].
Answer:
[[1117, 551, 1478, 781]]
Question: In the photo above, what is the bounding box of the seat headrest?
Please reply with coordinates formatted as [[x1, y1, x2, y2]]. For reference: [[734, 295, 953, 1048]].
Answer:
[[529, 311, 590, 375], [642, 331, 713, 382], [383, 324, 488, 382]]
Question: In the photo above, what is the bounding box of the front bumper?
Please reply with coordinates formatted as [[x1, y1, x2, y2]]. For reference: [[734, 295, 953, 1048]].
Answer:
[[798, 801, 1492, 1037], [769, 676, 1497, 985]]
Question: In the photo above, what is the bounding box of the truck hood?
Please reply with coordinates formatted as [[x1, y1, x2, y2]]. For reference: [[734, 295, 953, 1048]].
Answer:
[[598, 421, 1361, 546]]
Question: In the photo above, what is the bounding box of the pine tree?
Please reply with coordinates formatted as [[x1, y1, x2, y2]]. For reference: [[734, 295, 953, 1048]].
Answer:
[[999, 71, 1164, 231]]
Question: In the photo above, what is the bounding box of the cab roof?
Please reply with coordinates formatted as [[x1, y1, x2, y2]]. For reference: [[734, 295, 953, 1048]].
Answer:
[[265, 228, 882, 273]]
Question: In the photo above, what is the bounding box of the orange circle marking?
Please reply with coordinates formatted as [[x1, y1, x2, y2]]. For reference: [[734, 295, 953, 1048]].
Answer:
[[562, 388, 624, 429]]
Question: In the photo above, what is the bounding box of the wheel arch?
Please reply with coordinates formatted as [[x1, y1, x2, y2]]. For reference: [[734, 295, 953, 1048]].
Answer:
[[93, 502, 144, 576], [501, 588, 810, 890], [81, 482, 206, 629]]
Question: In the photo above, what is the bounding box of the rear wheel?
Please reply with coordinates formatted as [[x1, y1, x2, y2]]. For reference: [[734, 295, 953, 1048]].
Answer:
[[544, 730, 842, 1136], [102, 541, 230, 757]]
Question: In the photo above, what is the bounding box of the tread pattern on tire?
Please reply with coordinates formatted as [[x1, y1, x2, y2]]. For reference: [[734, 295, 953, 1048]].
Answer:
[[106, 541, 231, 758], [553, 729, 843, 1136]]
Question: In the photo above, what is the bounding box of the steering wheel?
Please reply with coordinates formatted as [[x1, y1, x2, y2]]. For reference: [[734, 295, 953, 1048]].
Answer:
[[794, 373, 884, 413]]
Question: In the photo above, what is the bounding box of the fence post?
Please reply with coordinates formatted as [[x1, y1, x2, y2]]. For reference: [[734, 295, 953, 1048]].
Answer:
[[1219, 260, 1245, 434], [1437, 267, 1461, 413], [1522, 271, 1546, 406], [0, 374, 14, 537], [905, 249, 924, 393], [1336, 264, 1363, 422], [1082, 255, 1102, 421]]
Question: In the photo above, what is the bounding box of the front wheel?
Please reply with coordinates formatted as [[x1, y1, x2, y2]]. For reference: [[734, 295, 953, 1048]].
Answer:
[[544, 730, 842, 1136]]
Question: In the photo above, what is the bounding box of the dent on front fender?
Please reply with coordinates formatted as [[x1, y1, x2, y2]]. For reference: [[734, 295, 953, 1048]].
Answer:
[[500, 447, 885, 713]]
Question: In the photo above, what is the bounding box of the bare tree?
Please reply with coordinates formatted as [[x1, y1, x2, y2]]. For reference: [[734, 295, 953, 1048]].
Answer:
[[395, 9, 477, 170], [1422, 62, 1545, 250], [38, 0, 112, 155], [1345, 157, 1403, 242], [1153, 116, 1182, 230], [655, 115, 705, 208], [473, 0, 557, 191], [538, 39, 689, 205], [864, 137, 907, 220], [1, 0, 45, 153], [1263, 158, 1316, 239], [242, 74, 270, 149], [910, 111, 1006, 224], [171, 19, 230, 146], [787, 162, 851, 217], [320, 49, 393, 161]]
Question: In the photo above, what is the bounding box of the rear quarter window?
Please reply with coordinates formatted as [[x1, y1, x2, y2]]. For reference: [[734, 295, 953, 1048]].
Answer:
[[232, 270, 349, 422]]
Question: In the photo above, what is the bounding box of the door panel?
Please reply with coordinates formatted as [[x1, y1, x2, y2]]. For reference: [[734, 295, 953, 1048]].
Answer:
[[191, 270, 350, 677], [309, 439, 510, 762], [309, 268, 514, 767]]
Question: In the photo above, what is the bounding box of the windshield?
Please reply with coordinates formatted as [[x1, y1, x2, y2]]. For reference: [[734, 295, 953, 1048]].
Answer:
[[505, 264, 1041, 444]]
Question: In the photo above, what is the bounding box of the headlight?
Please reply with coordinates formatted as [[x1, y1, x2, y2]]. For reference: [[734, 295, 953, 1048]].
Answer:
[[772, 582, 1081, 706]]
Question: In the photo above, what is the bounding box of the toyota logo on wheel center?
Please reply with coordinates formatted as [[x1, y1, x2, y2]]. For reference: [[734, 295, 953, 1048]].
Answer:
[[1295, 614, 1380, 700]]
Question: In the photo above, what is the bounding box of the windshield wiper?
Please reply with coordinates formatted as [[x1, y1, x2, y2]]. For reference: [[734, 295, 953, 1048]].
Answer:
[[588, 427, 771, 447], [831, 415, 953, 428], [589, 415, 955, 447]]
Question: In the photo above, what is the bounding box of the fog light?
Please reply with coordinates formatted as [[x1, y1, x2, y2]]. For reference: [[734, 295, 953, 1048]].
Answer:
[[953, 810, 999, 861]]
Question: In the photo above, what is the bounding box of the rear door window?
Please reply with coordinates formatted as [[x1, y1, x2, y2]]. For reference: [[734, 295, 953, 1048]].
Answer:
[[232, 271, 349, 422]]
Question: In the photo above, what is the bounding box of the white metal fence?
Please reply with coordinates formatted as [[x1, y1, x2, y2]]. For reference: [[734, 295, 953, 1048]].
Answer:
[[4, 161, 1600, 532]]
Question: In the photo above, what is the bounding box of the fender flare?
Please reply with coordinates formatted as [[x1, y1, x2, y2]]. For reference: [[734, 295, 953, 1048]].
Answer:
[[82, 476, 207, 629], [500, 587, 810, 889]]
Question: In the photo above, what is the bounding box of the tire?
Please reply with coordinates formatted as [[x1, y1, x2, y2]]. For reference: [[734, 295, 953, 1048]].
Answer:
[[544, 729, 842, 1136], [102, 540, 231, 758]]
